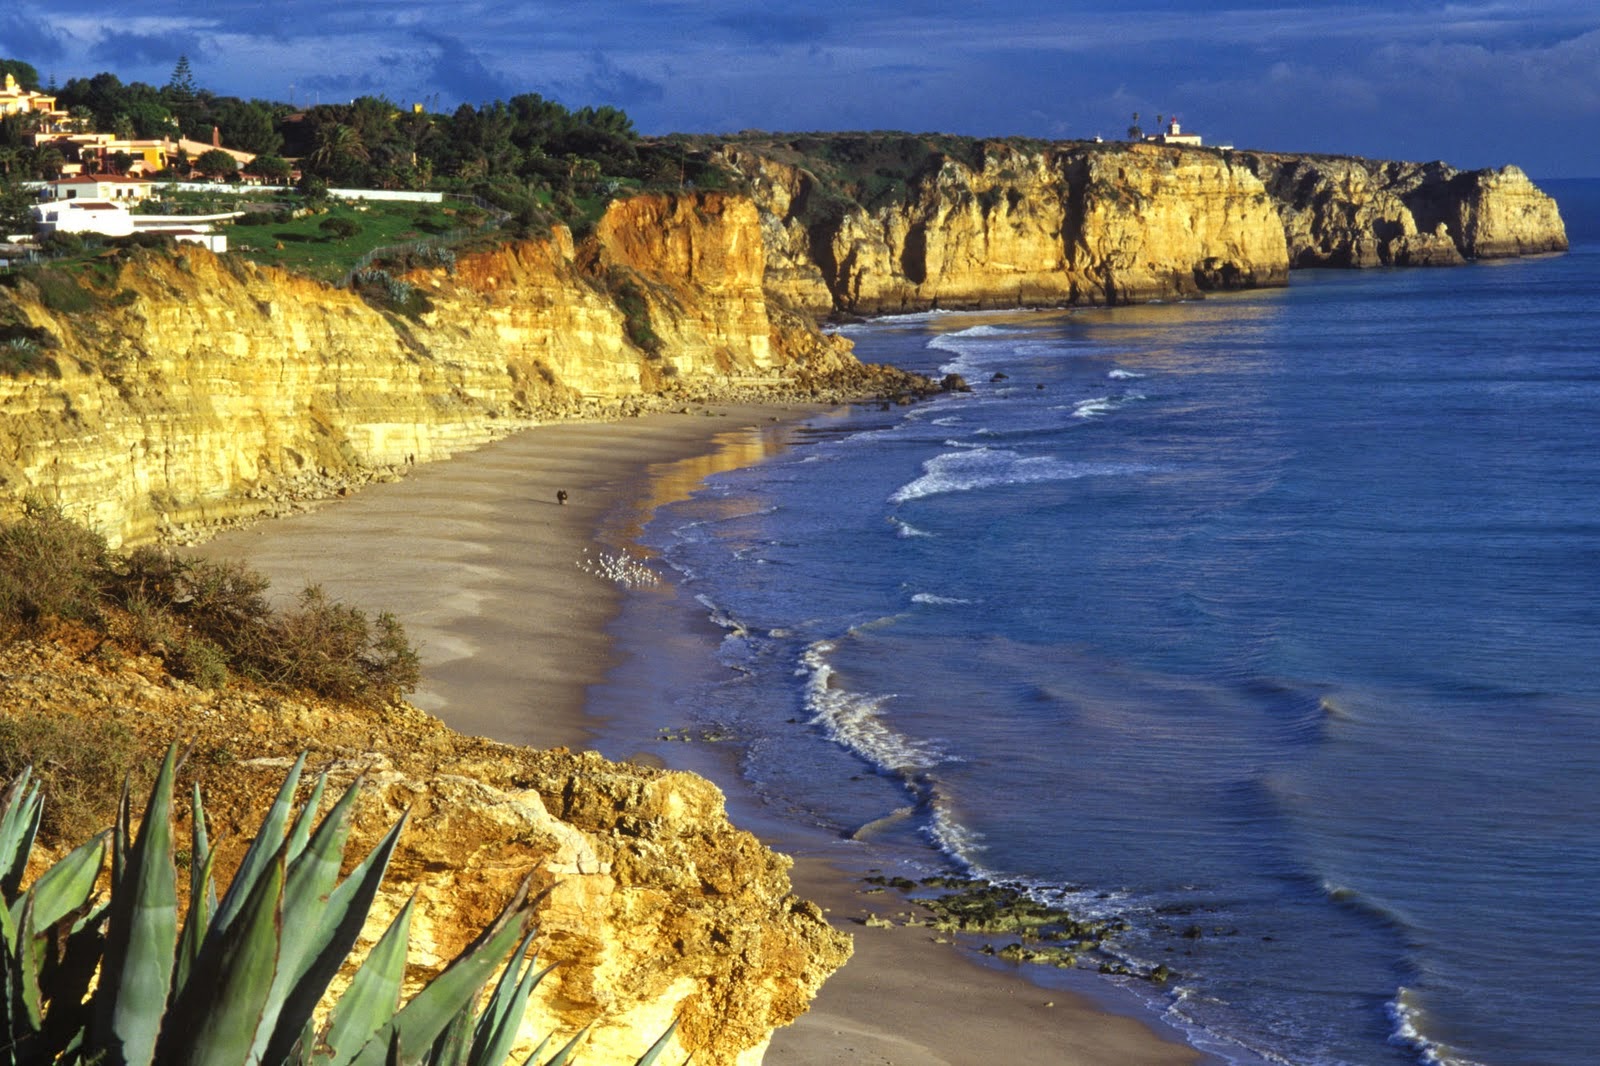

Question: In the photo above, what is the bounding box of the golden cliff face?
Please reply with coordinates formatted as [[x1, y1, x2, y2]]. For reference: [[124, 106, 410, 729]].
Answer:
[[0, 196, 852, 547], [720, 138, 1568, 312], [722, 142, 1289, 313], [1235, 153, 1568, 267]]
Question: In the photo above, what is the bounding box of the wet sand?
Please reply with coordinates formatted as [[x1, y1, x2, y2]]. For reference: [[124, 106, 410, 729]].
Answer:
[[196, 405, 1202, 1066]]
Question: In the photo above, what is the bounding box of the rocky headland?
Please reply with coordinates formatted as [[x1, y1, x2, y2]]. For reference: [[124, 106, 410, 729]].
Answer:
[[0, 135, 1569, 1064], [0, 139, 1567, 546]]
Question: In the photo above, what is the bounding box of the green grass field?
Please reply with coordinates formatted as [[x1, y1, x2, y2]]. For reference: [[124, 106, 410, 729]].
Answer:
[[227, 199, 484, 281]]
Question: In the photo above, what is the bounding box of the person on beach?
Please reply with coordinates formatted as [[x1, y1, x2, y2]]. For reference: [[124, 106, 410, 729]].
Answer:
[[557, 490, 569, 505]]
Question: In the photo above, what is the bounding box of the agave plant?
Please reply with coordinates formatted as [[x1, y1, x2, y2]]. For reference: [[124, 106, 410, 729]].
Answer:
[[0, 747, 678, 1066]]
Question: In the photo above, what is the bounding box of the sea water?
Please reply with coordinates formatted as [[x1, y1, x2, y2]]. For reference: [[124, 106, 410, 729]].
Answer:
[[591, 183, 1600, 1066]]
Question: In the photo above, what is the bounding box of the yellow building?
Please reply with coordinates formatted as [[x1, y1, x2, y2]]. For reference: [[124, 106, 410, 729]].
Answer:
[[0, 72, 66, 121]]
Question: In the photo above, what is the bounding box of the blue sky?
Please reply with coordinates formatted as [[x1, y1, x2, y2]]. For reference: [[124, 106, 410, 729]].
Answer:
[[4, 1, 1597, 176]]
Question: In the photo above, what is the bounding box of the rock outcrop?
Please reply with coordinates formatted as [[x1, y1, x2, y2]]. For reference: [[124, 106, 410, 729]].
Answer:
[[2, 630, 852, 1066], [719, 140, 1290, 313], [715, 136, 1568, 312], [1233, 153, 1569, 268]]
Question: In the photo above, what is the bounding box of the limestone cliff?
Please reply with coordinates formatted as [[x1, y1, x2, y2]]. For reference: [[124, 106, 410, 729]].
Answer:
[[1234, 152, 1569, 267], [714, 136, 1568, 313], [0, 194, 869, 547], [719, 140, 1289, 313]]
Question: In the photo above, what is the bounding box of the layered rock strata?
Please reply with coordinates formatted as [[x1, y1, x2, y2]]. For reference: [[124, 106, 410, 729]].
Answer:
[[0, 194, 876, 546], [1234, 153, 1569, 267], [716, 138, 1568, 313], [720, 141, 1290, 313]]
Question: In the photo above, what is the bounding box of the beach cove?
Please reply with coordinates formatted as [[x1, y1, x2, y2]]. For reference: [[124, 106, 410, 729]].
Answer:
[[194, 402, 1206, 1066]]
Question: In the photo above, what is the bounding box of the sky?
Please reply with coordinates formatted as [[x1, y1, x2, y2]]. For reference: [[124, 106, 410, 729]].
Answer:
[[4, 1, 1598, 177]]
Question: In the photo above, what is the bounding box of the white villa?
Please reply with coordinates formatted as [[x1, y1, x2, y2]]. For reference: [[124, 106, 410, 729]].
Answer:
[[44, 174, 156, 203], [31, 177, 232, 253]]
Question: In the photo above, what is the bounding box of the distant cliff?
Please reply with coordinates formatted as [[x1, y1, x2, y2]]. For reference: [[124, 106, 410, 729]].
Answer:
[[712, 135, 1568, 314], [1234, 152, 1569, 267]]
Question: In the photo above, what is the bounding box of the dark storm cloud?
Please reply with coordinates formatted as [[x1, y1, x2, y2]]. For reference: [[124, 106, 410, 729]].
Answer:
[[711, 13, 832, 46], [89, 30, 204, 68], [413, 30, 517, 104], [0, 12, 67, 63], [3, 0, 1597, 175]]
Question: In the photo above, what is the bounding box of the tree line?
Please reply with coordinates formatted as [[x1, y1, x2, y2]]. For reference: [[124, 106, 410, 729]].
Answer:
[[2, 56, 731, 235]]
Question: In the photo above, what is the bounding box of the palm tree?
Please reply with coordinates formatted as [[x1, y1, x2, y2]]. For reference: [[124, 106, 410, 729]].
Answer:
[[307, 122, 369, 176]]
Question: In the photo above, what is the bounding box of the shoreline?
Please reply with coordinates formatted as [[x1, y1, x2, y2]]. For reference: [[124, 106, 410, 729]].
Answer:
[[194, 402, 1205, 1066]]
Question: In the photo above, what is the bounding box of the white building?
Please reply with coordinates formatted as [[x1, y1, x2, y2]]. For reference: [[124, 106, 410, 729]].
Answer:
[[1147, 118, 1204, 147], [31, 199, 231, 253]]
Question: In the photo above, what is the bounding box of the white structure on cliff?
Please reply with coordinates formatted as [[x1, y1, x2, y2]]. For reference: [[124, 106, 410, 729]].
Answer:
[[1148, 118, 1204, 146]]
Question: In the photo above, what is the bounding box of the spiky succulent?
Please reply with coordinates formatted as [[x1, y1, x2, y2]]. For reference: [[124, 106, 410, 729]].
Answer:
[[0, 747, 678, 1066]]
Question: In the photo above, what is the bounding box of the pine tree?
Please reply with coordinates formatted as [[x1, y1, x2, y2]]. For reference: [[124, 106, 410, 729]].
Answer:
[[167, 54, 197, 101]]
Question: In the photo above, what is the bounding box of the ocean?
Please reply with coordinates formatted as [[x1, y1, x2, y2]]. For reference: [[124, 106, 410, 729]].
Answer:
[[589, 181, 1600, 1066]]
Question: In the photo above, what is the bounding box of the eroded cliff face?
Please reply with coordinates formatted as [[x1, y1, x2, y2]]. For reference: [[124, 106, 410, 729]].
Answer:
[[720, 142, 1290, 313], [2, 631, 852, 1066], [0, 194, 861, 546], [1232, 153, 1567, 267], [717, 138, 1568, 313]]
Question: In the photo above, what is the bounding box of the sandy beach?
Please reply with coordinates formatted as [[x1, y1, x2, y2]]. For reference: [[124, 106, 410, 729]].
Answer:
[[195, 404, 1203, 1066]]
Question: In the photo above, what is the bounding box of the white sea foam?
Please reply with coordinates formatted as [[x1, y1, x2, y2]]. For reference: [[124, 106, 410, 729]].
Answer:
[[889, 447, 1144, 503], [910, 592, 973, 606], [891, 518, 932, 538], [927, 324, 1019, 375], [1388, 988, 1489, 1066], [801, 641, 944, 773], [1108, 368, 1146, 379]]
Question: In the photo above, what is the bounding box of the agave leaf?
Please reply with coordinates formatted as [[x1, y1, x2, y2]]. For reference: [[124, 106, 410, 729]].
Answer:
[[14, 830, 108, 937], [173, 843, 220, 997], [319, 895, 414, 1066], [467, 931, 549, 1066], [530, 1027, 588, 1066], [212, 752, 306, 938], [190, 782, 216, 918], [425, 1004, 474, 1066], [251, 777, 366, 1064], [0, 770, 41, 902], [93, 744, 182, 1066], [174, 783, 220, 995], [633, 1021, 680, 1066], [260, 809, 408, 1066], [13, 894, 42, 1032], [284, 770, 329, 869], [158, 844, 286, 1066], [344, 883, 535, 1066]]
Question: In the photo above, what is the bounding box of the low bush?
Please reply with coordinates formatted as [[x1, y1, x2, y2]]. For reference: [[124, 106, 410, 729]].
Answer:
[[0, 499, 110, 631], [0, 710, 142, 841], [0, 509, 422, 707]]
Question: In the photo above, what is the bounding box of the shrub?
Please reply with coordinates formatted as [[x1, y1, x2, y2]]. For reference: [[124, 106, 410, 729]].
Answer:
[[0, 499, 109, 631], [0, 513, 423, 708], [319, 216, 361, 240], [0, 336, 56, 377], [0, 710, 141, 841], [254, 585, 420, 706]]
